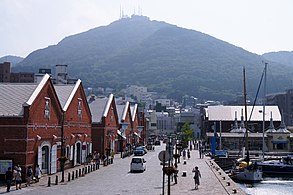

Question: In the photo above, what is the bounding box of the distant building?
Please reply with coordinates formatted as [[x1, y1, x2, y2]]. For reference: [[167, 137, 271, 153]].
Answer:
[[266, 90, 293, 125], [0, 62, 34, 83], [202, 105, 281, 134], [174, 108, 201, 139], [155, 99, 172, 107], [156, 111, 175, 136], [0, 62, 11, 82], [35, 65, 78, 84], [10, 72, 34, 83], [145, 110, 158, 137]]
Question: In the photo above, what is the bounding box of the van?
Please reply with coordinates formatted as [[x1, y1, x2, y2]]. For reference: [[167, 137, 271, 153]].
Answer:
[[130, 157, 146, 172]]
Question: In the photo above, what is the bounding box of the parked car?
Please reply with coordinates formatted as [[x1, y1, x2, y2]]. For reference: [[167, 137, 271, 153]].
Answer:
[[134, 149, 145, 156], [136, 146, 148, 154], [130, 157, 146, 172]]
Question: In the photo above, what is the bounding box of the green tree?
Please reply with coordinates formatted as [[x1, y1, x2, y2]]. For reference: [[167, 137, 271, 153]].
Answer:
[[181, 122, 193, 148]]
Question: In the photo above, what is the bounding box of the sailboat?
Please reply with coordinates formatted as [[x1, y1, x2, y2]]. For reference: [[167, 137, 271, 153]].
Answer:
[[252, 62, 293, 176], [229, 67, 263, 183], [257, 111, 293, 175]]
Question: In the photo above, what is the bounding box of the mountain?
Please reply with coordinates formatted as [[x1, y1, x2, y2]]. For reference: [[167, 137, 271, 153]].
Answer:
[[15, 15, 293, 101], [262, 51, 293, 66], [0, 55, 24, 65]]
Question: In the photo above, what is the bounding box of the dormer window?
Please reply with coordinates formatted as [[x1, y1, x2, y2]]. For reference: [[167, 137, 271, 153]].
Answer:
[[44, 97, 50, 119], [78, 98, 82, 118]]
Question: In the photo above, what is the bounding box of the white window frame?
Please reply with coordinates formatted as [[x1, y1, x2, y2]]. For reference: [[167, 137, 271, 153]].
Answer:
[[77, 98, 82, 118], [44, 97, 50, 119]]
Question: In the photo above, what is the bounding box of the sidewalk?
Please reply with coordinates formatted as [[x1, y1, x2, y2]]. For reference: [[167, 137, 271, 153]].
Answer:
[[0, 153, 126, 193], [167, 148, 245, 195]]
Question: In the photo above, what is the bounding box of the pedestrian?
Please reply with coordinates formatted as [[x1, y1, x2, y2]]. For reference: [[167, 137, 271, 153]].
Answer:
[[5, 167, 13, 192], [26, 166, 33, 186], [35, 164, 42, 182], [182, 149, 186, 160], [174, 163, 178, 184], [17, 164, 22, 172], [192, 166, 201, 190], [199, 145, 202, 159], [14, 169, 22, 190], [187, 149, 191, 159], [93, 151, 99, 165], [111, 150, 115, 159]]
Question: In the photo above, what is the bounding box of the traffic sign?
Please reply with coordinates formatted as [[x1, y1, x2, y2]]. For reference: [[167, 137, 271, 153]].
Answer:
[[158, 150, 170, 162]]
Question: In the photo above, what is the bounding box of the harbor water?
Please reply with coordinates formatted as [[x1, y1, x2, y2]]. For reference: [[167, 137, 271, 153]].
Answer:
[[239, 177, 293, 195]]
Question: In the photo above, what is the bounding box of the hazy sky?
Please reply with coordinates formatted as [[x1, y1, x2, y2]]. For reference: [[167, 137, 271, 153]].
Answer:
[[1, 0, 293, 58]]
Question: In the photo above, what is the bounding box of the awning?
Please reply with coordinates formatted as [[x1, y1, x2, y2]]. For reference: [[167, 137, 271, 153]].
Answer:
[[271, 140, 289, 144], [117, 130, 126, 140]]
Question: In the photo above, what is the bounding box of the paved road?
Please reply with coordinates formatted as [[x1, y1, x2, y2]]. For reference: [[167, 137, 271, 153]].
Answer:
[[0, 144, 165, 195], [0, 143, 245, 195]]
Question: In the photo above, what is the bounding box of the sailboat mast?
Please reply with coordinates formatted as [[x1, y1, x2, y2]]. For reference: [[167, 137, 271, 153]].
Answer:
[[243, 67, 249, 151], [262, 63, 267, 159]]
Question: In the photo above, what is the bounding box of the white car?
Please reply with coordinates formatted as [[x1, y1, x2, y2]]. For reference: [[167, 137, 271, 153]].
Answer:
[[130, 157, 146, 172]]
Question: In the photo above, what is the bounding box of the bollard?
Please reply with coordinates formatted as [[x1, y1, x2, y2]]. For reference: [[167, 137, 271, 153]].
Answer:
[[82, 168, 85, 175], [232, 189, 237, 193], [227, 182, 230, 186], [72, 171, 74, 180], [222, 176, 225, 180], [48, 176, 51, 187], [182, 171, 187, 177], [219, 172, 222, 175], [55, 175, 58, 185], [97, 163, 99, 169], [79, 169, 81, 177], [85, 167, 87, 174], [183, 160, 187, 165], [68, 172, 71, 182], [93, 164, 95, 171], [88, 165, 91, 173], [91, 164, 93, 172], [76, 170, 78, 178]]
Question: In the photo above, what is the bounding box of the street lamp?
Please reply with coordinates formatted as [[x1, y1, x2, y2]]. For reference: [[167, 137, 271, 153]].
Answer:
[[167, 136, 173, 195], [106, 131, 114, 165], [137, 126, 144, 145], [60, 111, 65, 182], [120, 123, 128, 158]]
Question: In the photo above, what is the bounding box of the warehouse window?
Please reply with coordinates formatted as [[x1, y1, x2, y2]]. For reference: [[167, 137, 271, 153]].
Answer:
[[44, 97, 50, 119]]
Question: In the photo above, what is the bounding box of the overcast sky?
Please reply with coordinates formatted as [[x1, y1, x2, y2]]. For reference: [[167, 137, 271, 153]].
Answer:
[[1, 0, 293, 58]]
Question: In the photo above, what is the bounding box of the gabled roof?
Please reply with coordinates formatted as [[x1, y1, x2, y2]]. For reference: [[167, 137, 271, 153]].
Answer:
[[54, 80, 81, 111], [116, 102, 129, 122], [130, 104, 138, 122], [207, 105, 281, 121], [103, 94, 114, 117], [88, 94, 114, 123], [0, 74, 50, 116]]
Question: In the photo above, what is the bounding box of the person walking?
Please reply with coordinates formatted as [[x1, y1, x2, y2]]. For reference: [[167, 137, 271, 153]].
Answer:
[[26, 166, 33, 186], [192, 166, 201, 190], [14, 169, 22, 190], [199, 145, 202, 159], [182, 149, 186, 160], [5, 167, 13, 192], [187, 149, 191, 160], [173, 163, 178, 184], [35, 164, 42, 182]]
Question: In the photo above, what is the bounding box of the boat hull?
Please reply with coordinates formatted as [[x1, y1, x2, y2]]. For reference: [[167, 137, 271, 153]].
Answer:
[[230, 168, 263, 183], [258, 160, 293, 175]]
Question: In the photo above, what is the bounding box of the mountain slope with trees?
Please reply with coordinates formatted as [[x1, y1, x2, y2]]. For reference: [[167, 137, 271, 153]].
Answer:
[[262, 51, 293, 66], [15, 15, 293, 101]]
